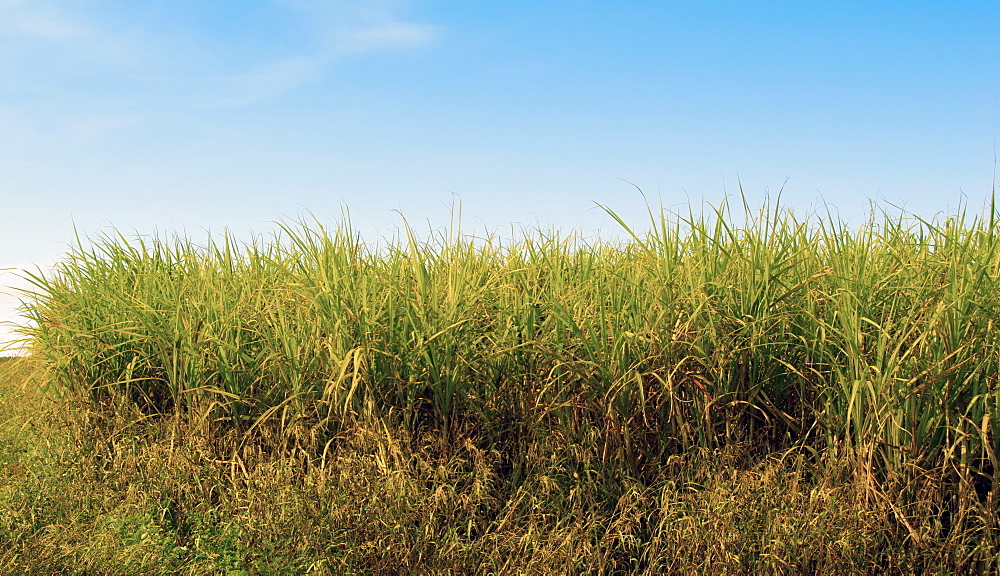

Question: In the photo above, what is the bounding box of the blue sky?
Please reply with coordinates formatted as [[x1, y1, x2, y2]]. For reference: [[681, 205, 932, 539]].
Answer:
[[1, 1, 999, 350]]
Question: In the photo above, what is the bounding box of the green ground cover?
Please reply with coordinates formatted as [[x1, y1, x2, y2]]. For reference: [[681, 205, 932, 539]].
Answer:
[[2, 198, 998, 573]]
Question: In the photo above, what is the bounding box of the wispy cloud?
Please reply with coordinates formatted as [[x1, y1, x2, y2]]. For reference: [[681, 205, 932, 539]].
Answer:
[[195, 2, 445, 107], [0, 0, 446, 110], [0, 0, 89, 39], [202, 56, 326, 108], [281, 0, 446, 54], [334, 21, 444, 54]]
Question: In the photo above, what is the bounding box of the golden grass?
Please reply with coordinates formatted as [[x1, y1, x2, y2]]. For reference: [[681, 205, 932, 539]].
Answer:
[[4, 197, 999, 573]]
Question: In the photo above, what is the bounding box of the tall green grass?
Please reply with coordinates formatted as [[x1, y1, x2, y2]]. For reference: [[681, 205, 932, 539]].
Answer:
[[18, 197, 999, 507]]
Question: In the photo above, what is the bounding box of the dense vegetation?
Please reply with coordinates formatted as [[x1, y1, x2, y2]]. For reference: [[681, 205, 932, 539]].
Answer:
[[5, 198, 998, 573]]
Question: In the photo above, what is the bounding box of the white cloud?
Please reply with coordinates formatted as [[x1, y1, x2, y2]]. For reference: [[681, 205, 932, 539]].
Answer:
[[278, 0, 445, 55], [194, 2, 445, 107], [0, 0, 89, 39], [0, 0, 446, 111], [200, 55, 326, 108], [335, 21, 443, 54]]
